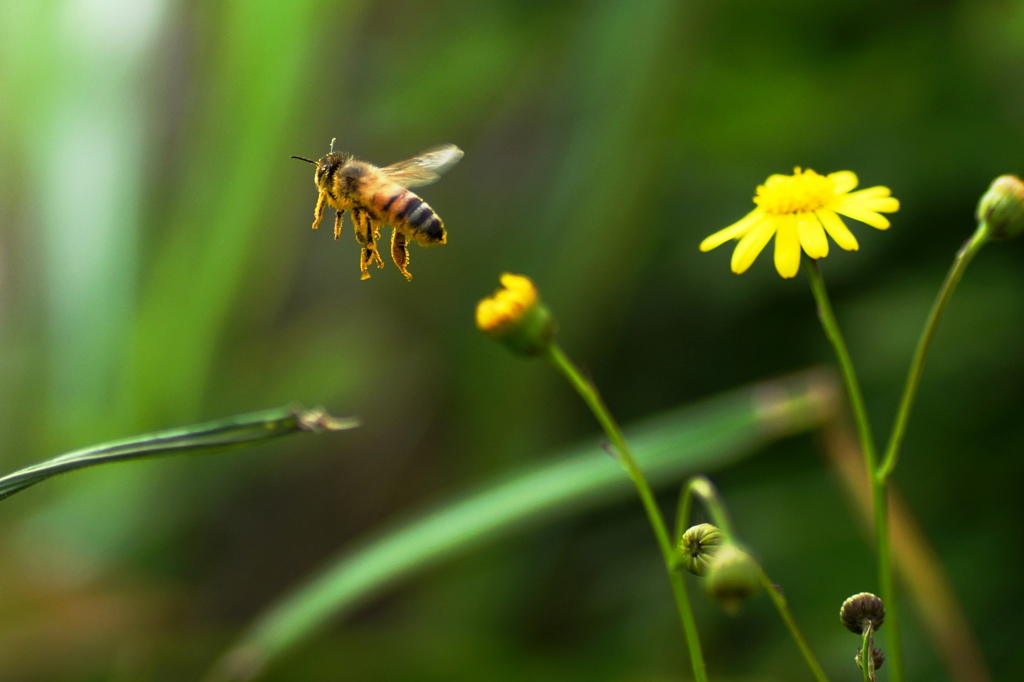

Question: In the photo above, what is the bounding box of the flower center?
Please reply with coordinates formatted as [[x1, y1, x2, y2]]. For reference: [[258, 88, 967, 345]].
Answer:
[[753, 168, 835, 215]]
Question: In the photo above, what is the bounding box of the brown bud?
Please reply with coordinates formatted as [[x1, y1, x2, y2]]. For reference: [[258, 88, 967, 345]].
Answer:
[[840, 592, 885, 634], [856, 646, 885, 672]]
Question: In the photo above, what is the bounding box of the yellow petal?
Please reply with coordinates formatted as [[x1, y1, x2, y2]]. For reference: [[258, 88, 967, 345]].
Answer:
[[847, 187, 899, 213], [796, 213, 829, 259], [817, 210, 859, 250], [832, 197, 892, 229], [730, 218, 776, 274], [863, 196, 899, 213], [773, 214, 801, 278], [850, 186, 891, 199], [845, 210, 891, 229], [700, 209, 762, 251], [828, 171, 858, 194]]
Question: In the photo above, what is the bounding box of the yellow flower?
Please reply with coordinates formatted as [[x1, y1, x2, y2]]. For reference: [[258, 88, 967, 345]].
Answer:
[[700, 168, 900, 278], [476, 273, 556, 356]]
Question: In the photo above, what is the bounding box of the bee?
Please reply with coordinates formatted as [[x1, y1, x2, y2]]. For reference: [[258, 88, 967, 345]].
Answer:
[[292, 140, 463, 280]]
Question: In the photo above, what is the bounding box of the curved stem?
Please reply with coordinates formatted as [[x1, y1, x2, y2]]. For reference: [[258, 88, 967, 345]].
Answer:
[[804, 260, 879, 472], [545, 343, 708, 682], [878, 228, 989, 480], [685, 475, 736, 539], [759, 570, 830, 682], [674, 480, 695, 543]]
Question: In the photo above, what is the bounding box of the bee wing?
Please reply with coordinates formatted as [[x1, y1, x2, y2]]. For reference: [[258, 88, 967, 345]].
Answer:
[[380, 144, 464, 188]]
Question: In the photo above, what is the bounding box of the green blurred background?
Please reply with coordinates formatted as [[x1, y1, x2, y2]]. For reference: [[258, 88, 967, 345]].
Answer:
[[1, 0, 1023, 679]]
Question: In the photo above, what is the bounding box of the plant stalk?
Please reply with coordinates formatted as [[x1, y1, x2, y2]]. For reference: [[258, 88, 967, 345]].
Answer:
[[878, 227, 988, 480], [805, 260, 902, 681], [759, 570, 830, 682], [545, 342, 708, 682]]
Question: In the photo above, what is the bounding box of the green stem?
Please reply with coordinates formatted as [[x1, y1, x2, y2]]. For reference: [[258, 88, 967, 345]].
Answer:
[[684, 475, 736, 539], [871, 479, 898, 677], [804, 260, 879, 472], [758, 570, 830, 682], [878, 227, 989, 480], [804, 259, 902, 681], [674, 479, 695, 543], [545, 343, 708, 682], [861, 625, 875, 682]]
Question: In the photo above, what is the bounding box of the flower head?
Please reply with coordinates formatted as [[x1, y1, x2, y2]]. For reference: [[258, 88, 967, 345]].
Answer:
[[840, 592, 885, 634], [701, 168, 899, 278], [476, 273, 556, 356]]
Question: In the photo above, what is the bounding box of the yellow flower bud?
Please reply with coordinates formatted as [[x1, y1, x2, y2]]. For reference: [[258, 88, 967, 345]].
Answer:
[[476, 273, 556, 357], [977, 174, 1024, 241]]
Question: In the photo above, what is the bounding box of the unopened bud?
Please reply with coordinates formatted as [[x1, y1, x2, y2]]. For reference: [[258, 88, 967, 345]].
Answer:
[[676, 523, 724, 577], [977, 175, 1024, 241], [705, 543, 760, 612], [840, 592, 885, 634], [856, 645, 885, 672], [476, 273, 556, 357]]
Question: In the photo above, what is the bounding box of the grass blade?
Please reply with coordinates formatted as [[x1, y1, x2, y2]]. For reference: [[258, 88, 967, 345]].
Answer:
[[0, 406, 358, 502]]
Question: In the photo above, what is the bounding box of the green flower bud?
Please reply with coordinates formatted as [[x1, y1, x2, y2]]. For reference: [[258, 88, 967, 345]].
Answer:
[[705, 543, 760, 612], [840, 592, 885, 634], [476, 273, 556, 357], [676, 523, 724, 576], [977, 175, 1024, 241]]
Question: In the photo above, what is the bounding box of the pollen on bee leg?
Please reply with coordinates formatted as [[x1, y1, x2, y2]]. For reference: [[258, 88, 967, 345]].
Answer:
[[352, 208, 383, 280], [391, 230, 412, 281], [359, 248, 376, 279], [358, 240, 382, 277], [312, 192, 327, 230]]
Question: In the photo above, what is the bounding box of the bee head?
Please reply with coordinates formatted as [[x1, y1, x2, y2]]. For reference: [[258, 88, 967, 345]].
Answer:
[[291, 151, 352, 188]]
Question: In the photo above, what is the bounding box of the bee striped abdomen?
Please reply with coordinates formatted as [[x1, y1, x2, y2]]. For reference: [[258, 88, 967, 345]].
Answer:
[[379, 188, 446, 245]]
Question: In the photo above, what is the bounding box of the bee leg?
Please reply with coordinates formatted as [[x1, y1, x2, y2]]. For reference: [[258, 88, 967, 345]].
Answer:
[[391, 229, 412, 281], [371, 224, 383, 266], [359, 248, 377, 279], [333, 210, 344, 240], [312, 191, 327, 230], [352, 208, 384, 279]]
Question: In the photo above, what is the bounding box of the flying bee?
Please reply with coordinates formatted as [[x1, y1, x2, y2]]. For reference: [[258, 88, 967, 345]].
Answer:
[[292, 140, 463, 281]]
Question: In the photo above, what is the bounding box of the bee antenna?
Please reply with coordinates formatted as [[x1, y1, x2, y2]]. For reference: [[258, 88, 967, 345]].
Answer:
[[329, 137, 336, 153], [291, 156, 316, 165]]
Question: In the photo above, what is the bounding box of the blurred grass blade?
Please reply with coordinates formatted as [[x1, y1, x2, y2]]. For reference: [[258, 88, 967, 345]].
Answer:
[[208, 369, 837, 682], [0, 406, 358, 502]]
